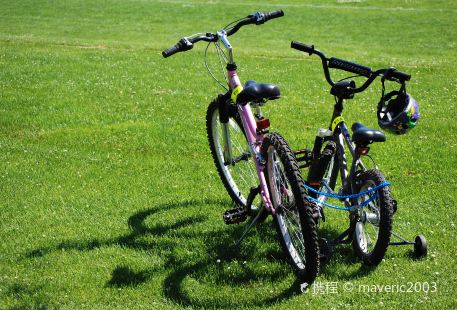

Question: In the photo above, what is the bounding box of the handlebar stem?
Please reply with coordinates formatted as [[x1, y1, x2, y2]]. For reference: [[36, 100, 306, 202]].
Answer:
[[218, 31, 234, 64]]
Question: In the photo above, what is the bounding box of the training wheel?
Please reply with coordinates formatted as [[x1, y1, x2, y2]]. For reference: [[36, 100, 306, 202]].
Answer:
[[413, 235, 427, 258]]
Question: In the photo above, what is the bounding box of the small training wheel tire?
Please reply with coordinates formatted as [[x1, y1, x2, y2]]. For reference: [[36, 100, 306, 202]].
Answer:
[[414, 235, 427, 258]]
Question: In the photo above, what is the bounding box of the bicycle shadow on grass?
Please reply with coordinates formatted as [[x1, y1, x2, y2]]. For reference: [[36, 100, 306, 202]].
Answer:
[[26, 200, 209, 260], [24, 199, 302, 307]]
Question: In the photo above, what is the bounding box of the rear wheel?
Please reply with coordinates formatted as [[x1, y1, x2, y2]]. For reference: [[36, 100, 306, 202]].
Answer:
[[206, 100, 258, 209], [351, 169, 393, 265], [263, 133, 319, 284]]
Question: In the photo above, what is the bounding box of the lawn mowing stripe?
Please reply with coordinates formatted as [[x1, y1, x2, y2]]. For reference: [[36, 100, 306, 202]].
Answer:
[[157, 0, 457, 13]]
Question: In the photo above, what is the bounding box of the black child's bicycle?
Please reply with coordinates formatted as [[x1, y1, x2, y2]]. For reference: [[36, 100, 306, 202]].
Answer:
[[291, 41, 427, 265]]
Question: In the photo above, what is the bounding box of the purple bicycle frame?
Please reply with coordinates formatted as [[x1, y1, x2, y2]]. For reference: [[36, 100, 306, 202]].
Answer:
[[227, 69, 275, 214]]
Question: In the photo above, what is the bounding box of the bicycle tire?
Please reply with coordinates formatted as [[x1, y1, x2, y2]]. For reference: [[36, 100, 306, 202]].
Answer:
[[263, 132, 319, 284], [206, 99, 258, 208], [351, 169, 393, 265]]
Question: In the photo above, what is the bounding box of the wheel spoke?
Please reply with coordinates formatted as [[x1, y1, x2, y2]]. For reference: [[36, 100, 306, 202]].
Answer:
[[268, 146, 307, 265], [353, 171, 393, 263], [288, 222, 305, 250]]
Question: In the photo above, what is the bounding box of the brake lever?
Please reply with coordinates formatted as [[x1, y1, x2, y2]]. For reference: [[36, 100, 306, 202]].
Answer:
[[382, 67, 397, 81], [249, 12, 265, 25], [179, 37, 193, 51]]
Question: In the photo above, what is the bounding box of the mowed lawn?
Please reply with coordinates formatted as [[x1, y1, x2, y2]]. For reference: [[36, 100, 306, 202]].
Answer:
[[0, 0, 456, 308]]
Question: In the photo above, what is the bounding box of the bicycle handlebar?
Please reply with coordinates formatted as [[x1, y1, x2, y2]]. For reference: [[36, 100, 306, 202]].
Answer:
[[291, 41, 411, 93], [388, 69, 411, 81], [162, 10, 284, 58], [290, 41, 315, 55], [328, 57, 372, 78]]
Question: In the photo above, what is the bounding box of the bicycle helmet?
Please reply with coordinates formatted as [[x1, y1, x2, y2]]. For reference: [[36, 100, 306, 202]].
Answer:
[[377, 88, 420, 135]]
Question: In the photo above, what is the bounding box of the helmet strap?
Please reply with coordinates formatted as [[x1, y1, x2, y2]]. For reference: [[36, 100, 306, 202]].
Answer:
[[380, 78, 407, 103]]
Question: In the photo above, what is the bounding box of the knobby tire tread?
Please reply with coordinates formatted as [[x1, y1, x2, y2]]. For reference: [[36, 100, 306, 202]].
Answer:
[[263, 132, 320, 284]]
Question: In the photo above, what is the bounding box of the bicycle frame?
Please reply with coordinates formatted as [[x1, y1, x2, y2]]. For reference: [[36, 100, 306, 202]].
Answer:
[[325, 97, 367, 202], [217, 31, 275, 214]]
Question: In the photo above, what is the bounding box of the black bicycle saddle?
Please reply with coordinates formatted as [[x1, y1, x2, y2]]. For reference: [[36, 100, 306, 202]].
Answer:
[[236, 80, 280, 105], [351, 122, 386, 145]]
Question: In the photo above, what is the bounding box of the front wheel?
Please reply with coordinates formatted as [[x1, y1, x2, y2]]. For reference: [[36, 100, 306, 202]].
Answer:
[[206, 99, 258, 208], [351, 169, 393, 266], [263, 133, 319, 284]]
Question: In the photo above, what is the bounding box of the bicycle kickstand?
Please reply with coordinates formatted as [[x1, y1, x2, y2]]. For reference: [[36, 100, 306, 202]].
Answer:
[[235, 186, 265, 246]]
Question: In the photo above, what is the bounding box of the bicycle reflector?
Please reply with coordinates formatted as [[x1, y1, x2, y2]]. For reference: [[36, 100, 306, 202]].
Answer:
[[256, 118, 270, 132], [356, 146, 370, 156]]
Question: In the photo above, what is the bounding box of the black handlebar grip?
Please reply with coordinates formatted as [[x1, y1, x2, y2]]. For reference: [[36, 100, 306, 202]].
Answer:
[[162, 38, 193, 58], [391, 70, 411, 81], [265, 10, 284, 21], [162, 43, 181, 58], [291, 41, 315, 55], [328, 57, 372, 78]]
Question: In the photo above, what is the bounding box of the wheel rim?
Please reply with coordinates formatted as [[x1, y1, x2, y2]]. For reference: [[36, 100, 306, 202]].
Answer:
[[211, 108, 258, 206], [354, 180, 381, 254], [267, 146, 306, 269]]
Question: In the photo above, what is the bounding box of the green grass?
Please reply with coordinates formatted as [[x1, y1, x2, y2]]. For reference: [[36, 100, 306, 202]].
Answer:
[[1, 0, 456, 308]]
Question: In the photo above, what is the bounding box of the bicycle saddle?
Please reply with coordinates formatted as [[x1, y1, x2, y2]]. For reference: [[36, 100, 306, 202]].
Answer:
[[236, 80, 280, 105], [351, 122, 386, 145]]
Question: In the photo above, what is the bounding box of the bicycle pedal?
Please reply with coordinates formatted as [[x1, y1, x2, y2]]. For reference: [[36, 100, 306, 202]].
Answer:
[[295, 148, 313, 165], [223, 207, 248, 224]]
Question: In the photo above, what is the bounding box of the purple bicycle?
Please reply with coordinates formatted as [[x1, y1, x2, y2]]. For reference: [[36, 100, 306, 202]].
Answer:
[[163, 11, 319, 284]]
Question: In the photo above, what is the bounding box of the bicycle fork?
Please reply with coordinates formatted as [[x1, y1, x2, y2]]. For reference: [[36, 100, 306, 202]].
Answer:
[[221, 123, 233, 165]]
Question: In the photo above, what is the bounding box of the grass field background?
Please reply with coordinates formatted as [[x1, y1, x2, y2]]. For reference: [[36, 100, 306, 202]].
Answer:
[[1, 0, 456, 308]]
